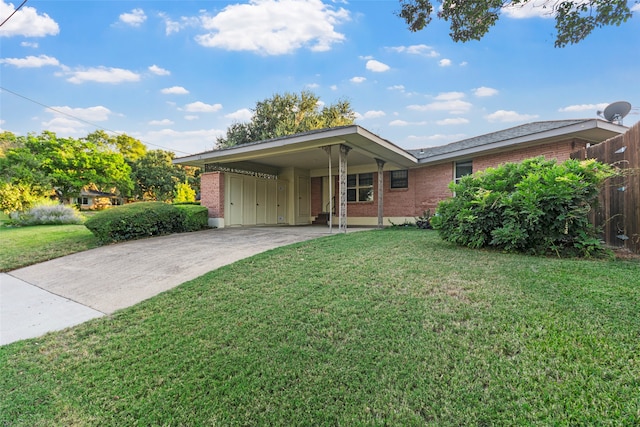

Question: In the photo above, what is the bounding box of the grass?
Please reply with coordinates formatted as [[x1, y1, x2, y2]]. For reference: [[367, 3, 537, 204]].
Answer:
[[0, 224, 99, 272], [1, 229, 639, 425]]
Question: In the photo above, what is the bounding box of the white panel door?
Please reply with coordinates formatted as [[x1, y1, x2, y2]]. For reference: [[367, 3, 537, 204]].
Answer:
[[228, 175, 243, 226]]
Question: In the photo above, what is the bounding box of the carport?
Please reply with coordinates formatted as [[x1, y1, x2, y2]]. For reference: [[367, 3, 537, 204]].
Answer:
[[174, 126, 418, 231]]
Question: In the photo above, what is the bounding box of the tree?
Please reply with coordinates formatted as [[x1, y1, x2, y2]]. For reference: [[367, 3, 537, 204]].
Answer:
[[132, 150, 183, 202], [216, 91, 355, 148], [397, 0, 634, 47], [84, 131, 147, 163], [173, 182, 196, 203], [0, 131, 133, 203]]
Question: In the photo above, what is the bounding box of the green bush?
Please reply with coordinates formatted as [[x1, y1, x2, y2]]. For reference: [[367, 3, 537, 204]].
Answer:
[[85, 202, 203, 243], [431, 157, 615, 257], [174, 204, 209, 232]]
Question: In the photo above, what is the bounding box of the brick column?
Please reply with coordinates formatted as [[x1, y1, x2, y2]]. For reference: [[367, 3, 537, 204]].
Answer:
[[200, 171, 225, 228]]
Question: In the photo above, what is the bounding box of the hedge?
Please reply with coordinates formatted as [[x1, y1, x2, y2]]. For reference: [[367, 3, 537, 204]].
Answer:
[[85, 202, 208, 244]]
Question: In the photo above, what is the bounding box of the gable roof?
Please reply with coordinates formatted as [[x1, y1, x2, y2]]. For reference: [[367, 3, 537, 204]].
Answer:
[[408, 119, 627, 164]]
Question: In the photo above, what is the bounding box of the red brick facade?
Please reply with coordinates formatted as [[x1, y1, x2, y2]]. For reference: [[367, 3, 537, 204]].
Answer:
[[200, 172, 224, 219]]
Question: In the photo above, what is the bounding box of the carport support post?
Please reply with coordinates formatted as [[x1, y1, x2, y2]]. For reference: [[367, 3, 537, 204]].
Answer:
[[322, 145, 333, 234], [339, 144, 351, 233], [375, 158, 385, 229]]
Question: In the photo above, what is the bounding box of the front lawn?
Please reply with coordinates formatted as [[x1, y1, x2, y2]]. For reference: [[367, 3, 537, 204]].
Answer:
[[0, 225, 99, 272], [1, 229, 639, 425]]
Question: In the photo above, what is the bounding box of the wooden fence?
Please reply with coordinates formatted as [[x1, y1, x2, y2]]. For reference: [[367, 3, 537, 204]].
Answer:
[[571, 121, 640, 254]]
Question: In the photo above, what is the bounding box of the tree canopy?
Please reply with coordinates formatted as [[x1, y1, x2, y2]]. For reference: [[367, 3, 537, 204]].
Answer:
[[397, 0, 634, 47], [216, 91, 356, 148]]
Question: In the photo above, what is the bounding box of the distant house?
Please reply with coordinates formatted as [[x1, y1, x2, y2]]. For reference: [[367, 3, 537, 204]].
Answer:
[[70, 189, 123, 211], [173, 119, 626, 229]]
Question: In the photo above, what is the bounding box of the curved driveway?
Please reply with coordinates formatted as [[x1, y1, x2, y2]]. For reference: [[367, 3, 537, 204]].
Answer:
[[1, 226, 368, 345]]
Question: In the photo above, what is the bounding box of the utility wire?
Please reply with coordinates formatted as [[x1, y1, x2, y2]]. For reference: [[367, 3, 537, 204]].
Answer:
[[0, 86, 194, 155], [0, 0, 29, 28]]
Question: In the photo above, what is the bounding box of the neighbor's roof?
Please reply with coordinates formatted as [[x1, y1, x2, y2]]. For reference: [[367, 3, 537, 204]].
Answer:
[[408, 119, 627, 164]]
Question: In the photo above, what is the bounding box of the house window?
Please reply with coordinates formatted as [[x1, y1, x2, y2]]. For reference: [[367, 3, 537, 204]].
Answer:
[[455, 160, 473, 183], [77, 197, 89, 205], [347, 173, 374, 202], [390, 170, 409, 189]]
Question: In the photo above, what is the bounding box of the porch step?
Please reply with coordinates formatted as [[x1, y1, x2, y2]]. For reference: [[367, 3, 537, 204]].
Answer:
[[312, 212, 330, 225]]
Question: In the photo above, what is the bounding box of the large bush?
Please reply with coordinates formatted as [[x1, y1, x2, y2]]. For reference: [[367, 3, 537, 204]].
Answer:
[[430, 157, 615, 257], [174, 204, 209, 232], [10, 199, 83, 226], [85, 202, 208, 243]]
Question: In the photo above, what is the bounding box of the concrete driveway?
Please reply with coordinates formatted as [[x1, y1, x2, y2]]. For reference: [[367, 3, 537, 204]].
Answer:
[[1, 226, 369, 345]]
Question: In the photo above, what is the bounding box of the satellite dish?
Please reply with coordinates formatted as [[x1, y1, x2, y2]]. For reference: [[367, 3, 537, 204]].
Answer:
[[601, 101, 631, 125]]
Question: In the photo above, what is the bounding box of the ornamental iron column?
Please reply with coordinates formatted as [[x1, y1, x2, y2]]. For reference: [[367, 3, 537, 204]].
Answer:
[[375, 158, 385, 229], [339, 144, 351, 233], [321, 146, 333, 234]]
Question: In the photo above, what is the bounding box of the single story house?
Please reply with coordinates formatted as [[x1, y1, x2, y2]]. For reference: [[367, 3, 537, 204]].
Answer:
[[69, 189, 123, 211], [173, 119, 626, 230]]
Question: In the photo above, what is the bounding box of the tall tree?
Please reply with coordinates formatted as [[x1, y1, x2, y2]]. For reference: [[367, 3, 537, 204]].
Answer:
[[216, 91, 355, 148], [397, 0, 633, 47], [84, 131, 147, 163], [131, 150, 183, 202]]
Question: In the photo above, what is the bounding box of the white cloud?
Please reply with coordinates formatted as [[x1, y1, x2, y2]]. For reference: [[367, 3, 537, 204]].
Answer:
[[558, 103, 608, 112], [389, 44, 439, 57], [161, 86, 189, 95], [225, 108, 253, 121], [356, 110, 386, 119], [306, 83, 320, 89], [350, 76, 366, 83], [20, 41, 38, 48], [119, 8, 147, 27], [438, 58, 452, 67], [502, 1, 555, 19], [358, 55, 374, 60], [473, 86, 499, 97], [0, 54, 59, 68], [184, 101, 223, 113], [436, 118, 469, 125], [389, 120, 409, 127], [41, 117, 87, 135], [65, 66, 141, 84], [149, 119, 174, 126], [435, 92, 465, 101], [632, 3, 640, 12], [388, 85, 405, 92], [485, 110, 539, 122], [195, 0, 350, 55], [149, 65, 170, 76], [143, 128, 226, 155], [0, 1, 59, 37], [48, 105, 112, 122], [408, 99, 472, 114], [184, 115, 199, 121], [330, 84, 338, 91], [366, 59, 390, 72], [459, 61, 468, 66]]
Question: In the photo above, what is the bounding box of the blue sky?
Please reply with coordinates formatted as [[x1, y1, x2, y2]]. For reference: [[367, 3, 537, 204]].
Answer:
[[1, 0, 639, 155]]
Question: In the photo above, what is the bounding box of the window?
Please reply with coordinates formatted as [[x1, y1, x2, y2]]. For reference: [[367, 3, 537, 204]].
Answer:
[[347, 173, 374, 202], [77, 197, 89, 205], [390, 170, 409, 189], [455, 160, 473, 183]]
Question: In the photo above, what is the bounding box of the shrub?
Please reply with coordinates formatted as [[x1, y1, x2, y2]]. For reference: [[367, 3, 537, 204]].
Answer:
[[431, 157, 615, 257], [175, 204, 209, 232], [10, 200, 84, 226], [173, 182, 196, 204], [85, 202, 210, 243]]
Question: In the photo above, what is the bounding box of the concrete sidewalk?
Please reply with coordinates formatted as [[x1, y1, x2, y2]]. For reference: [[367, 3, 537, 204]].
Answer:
[[1, 226, 367, 345]]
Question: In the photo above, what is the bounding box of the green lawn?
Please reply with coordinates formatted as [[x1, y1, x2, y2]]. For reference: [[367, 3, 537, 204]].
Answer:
[[1, 229, 639, 425], [0, 224, 99, 272]]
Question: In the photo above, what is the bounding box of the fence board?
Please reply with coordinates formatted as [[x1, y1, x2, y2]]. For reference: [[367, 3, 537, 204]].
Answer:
[[571, 121, 640, 254]]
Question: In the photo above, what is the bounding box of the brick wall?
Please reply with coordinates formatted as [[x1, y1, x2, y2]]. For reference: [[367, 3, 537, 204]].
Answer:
[[473, 139, 588, 171], [200, 172, 224, 218]]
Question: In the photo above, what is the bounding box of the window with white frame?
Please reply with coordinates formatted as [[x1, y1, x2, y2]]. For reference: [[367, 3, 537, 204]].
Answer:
[[454, 160, 473, 183], [347, 173, 374, 202], [390, 170, 409, 189]]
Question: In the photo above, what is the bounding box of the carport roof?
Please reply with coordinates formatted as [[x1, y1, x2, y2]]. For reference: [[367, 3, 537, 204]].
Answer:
[[173, 125, 419, 171]]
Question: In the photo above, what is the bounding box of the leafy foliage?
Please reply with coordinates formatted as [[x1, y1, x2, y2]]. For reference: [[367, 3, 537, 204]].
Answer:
[[9, 200, 83, 226], [397, 0, 634, 47], [173, 181, 196, 203], [216, 91, 355, 148], [85, 202, 207, 243], [431, 157, 615, 257]]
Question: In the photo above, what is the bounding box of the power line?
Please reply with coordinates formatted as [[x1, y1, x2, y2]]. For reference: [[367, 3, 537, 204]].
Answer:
[[0, 86, 194, 155], [0, 0, 28, 28]]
